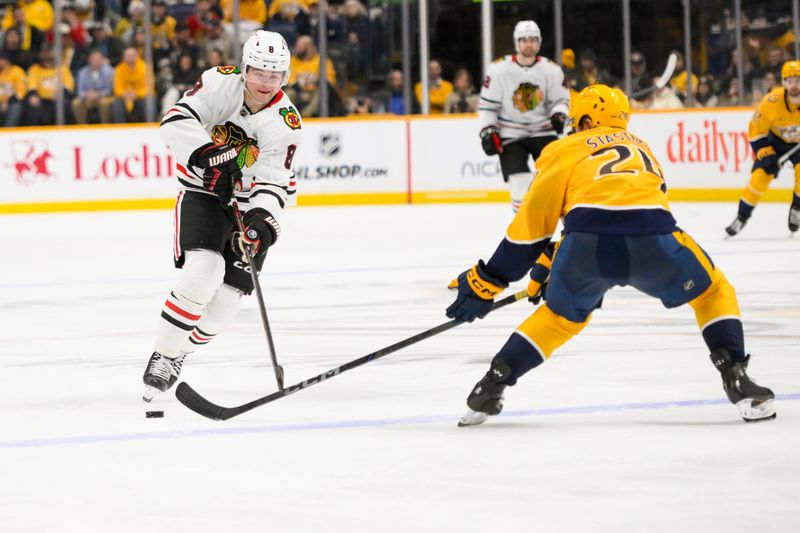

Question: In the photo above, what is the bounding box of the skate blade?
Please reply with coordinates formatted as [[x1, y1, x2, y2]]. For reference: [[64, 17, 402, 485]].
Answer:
[[737, 398, 777, 423], [458, 409, 489, 427], [142, 385, 161, 403]]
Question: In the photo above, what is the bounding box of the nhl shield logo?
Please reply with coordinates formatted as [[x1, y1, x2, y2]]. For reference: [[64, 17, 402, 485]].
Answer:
[[320, 133, 341, 157]]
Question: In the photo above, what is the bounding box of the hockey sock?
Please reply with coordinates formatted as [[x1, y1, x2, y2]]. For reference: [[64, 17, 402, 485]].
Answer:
[[154, 249, 225, 357], [154, 291, 204, 358], [701, 318, 745, 362], [181, 283, 242, 352], [508, 172, 532, 212], [688, 270, 745, 361], [739, 168, 773, 218], [499, 304, 590, 384], [494, 333, 546, 385], [794, 165, 800, 202]]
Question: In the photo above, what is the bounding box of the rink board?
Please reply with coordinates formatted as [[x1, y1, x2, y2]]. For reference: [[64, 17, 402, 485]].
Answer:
[[0, 108, 794, 213]]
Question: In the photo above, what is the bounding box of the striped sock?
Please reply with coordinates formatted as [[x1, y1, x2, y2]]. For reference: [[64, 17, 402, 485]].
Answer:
[[154, 292, 204, 357], [189, 327, 217, 347]]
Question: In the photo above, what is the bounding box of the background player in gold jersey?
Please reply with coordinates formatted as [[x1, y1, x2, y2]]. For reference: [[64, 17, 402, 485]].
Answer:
[[725, 60, 800, 236], [447, 85, 776, 426]]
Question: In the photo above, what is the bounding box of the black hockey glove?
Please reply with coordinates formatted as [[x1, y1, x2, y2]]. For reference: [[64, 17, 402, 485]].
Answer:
[[480, 126, 503, 156], [527, 243, 555, 305], [550, 112, 567, 135], [446, 260, 508, 323], [231, 208, 280, 263], [191, 142, 243, 201], [755, 146, 779, 174]]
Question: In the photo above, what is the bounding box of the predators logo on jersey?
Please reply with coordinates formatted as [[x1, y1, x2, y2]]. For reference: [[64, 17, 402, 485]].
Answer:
[[778, 124, 800, 143], [211, 122, 260, 168], [512, 83, 544, 112], [279, 106, 302, 130]]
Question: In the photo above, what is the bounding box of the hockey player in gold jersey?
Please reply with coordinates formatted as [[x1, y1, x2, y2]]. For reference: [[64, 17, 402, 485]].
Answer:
[[447, 85, 776, 426], [725, 60, 800, 236]]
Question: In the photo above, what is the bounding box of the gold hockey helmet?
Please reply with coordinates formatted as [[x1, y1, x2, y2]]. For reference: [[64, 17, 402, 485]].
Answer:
[[781, 60, 800, 80], [568, 84, 631, 129]]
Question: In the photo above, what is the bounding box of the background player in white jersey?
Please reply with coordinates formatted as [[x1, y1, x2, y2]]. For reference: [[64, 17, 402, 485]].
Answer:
[[142, 30, 303, 401], [479, 20, 570, 212]]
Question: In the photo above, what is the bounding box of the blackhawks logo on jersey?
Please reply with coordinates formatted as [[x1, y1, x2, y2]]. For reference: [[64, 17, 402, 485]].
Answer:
[[211, 122, 260, 168], [216, 65, 240, 75], [512, 83, 545, 112], [279, 106, 301, 130]]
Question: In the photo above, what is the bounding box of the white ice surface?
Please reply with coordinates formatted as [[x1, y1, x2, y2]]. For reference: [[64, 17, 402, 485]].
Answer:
[[0, 202, 798, 533]]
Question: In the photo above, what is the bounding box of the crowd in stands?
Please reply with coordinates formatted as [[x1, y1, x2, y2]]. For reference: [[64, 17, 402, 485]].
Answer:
[[0, 1, 796, 127], [562, 7, 797, 110]]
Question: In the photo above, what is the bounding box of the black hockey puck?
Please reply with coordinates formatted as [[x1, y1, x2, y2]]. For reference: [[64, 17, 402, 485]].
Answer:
[[145, 410, 164, 418]]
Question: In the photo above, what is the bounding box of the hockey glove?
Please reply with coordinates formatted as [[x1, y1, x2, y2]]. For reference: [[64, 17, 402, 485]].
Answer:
[[191, 142, 243, 201], [550, 112, 567, 135], [446, 260, 508, 323], [231, 208, 280, 263], [480, 126, 503, 156], [527, 243, 555, 305], [755, 145, 778, 172]]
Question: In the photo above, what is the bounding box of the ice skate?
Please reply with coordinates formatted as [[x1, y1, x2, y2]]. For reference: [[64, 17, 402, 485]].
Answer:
[[724, 216, 747, 237], [788, 206, 799, 233], [457, 359, 512, 427], [709, 349, 776, 422], [142, 352, 186, 402]]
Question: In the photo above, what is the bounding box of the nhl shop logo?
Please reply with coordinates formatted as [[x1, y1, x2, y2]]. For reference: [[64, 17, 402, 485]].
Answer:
[[319, 133, 341, 158]]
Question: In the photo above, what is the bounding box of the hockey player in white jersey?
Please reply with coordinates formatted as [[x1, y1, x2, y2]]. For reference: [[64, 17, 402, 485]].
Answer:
[[479, 20, 570, 211], [142, 30, 303, 401]]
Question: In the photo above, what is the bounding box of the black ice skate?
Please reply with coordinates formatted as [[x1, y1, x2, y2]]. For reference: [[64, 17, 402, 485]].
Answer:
[[724, 216, 747, 237], [458, 359, 512, 427], [142, 351, 186, 402], [709, 349, 776, 422], [788, 206, 799, 233]]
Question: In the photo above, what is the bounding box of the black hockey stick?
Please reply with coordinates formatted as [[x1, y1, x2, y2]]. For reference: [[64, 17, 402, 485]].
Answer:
[[175, 289, 529, 420], [230, 198, 285, 391]]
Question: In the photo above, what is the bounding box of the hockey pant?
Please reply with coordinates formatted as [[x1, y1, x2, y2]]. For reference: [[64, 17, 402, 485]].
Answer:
[[491, 231, 744, 385], [738, 139, 800, 219]]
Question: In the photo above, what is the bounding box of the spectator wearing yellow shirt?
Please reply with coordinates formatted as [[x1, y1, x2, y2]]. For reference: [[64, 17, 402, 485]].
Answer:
[[1, 0, 53, 33], [289, 34, 337, 90], [151, 0, 177, 63], [111, 46, 151, 123], [24, 48, 75, 125], [3, 5, 45, 52], [0, 52, 26, 126], [220, 0, 266, 44], [668, 51, 698, 103], [287, 35, 344, 117], [414, 59, 453, 114]]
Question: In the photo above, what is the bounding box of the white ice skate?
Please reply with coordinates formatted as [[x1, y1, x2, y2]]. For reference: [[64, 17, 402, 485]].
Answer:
[[458, 408, 490, 427], [142, 352, 186, 402], [736, 398, 777, 423]]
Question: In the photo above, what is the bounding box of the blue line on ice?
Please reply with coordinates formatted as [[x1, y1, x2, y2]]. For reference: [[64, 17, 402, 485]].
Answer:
[[2, 393, 797, 450], [0, 246, 795, 290]]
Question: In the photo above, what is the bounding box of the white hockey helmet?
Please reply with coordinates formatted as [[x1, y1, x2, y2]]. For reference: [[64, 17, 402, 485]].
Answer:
[[241, 30, 291, 86], [513, 20, 541, 54]]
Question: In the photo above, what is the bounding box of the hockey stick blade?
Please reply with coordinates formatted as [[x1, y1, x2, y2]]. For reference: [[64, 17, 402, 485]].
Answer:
[[175, 289, 529, 421], [629, 52, 678, 99]]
